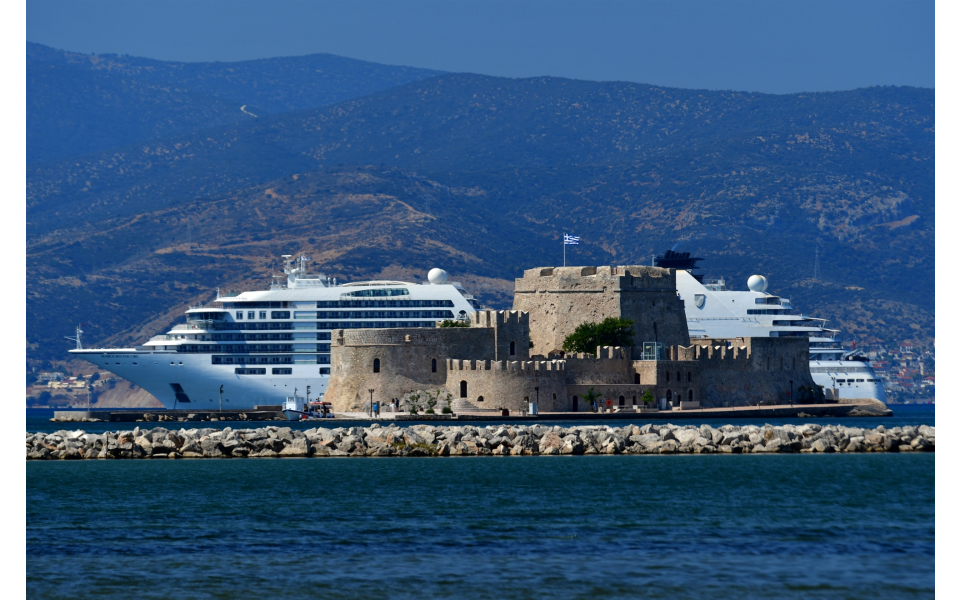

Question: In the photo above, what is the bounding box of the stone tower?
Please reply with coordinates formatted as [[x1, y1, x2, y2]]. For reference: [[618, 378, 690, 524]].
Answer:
[[512, 265, 690, 359]]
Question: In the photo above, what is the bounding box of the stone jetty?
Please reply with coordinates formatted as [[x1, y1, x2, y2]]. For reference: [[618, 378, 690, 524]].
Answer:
[[26, 422, 934, 459]]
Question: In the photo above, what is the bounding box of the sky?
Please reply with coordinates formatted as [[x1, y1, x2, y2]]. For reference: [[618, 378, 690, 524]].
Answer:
[[26, 0, 934, 94]]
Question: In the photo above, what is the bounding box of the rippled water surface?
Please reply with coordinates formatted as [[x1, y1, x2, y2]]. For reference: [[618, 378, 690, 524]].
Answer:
[[27, 453, 933, 599]]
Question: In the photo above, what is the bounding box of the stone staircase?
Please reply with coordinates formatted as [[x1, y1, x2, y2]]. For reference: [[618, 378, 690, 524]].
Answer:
[[451, 398, 497, 413]]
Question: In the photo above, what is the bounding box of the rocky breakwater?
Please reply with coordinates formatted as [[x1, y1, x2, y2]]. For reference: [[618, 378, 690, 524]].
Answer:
[[26, 423, 934, 459]]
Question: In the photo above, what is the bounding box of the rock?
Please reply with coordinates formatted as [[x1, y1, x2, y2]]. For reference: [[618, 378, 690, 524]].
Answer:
[[676, 430, 699, 445], [200, 438, 225, 458], [659, 440, 679, 454], [280, 438, 310, 457], [811, 439, 834, 453]]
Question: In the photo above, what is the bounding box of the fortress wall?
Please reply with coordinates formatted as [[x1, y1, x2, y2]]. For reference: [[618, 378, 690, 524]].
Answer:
[[563, 346, 633, 385], [323, 326, 496, 411], [633, 359, 701, 403], [471, 309, 531, 361], [566, 384, 657, 411], [686, 337, 816, 407], [323, 310, 534, 411], [446, 359, 567, 412], [512, 265, 689, 360]]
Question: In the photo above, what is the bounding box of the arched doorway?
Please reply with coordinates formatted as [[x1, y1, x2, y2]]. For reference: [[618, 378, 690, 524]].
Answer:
[[459, 380, 468, 398], [509, 341, 516, 356], [666, 389, 672, 402], [618, 395, 625, 406], [688, 390, 693, 401]]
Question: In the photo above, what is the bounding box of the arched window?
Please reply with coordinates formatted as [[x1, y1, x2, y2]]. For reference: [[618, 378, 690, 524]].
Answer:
[[688, 390, 693, 401], [632, 395, 637, 405], [509, 341, 516, 356], [477, 395, 484, 403], [431, 358, 437, 373], [676, 372, 681, 382], [634, 373, 640, 384], [460, 380, 467, 398], [666, 371, 670, 382], [687, 372, 691, 382], [552, 393, 557, 400], [373, 358, 380, 373], [618, 395, 625, 406], [666, 389, 672, 401]]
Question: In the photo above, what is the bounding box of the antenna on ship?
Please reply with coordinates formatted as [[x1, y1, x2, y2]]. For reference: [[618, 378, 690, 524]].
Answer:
[[65, 324, 84, 350]]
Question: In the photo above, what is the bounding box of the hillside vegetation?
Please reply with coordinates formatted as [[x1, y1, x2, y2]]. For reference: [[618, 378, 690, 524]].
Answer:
[[25, 47, 934, 364]]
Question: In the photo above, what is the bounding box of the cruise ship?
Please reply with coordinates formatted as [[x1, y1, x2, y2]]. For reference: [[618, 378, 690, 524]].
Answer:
[[655, 250, 886, 402], [70, 255, 481, 409]]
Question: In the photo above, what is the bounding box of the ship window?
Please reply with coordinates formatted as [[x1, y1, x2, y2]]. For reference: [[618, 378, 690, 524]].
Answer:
[[431, 358, 437, 373], [373, 358, 380, 373], [260, 311, 267, 319], [236, 311, 243, 320], [247, 311, 255, 319], [319, 368, 330, 375], [272, 368, 292, 375], [856, 379, 864, 382], [510, 341, 516, 356]]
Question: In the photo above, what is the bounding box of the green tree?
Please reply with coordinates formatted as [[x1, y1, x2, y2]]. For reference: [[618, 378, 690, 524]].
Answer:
[[640, 389, 655, 406], [439, 320, 469, 328], [562, 317, 635, 355], [582, 387, 602, 413]]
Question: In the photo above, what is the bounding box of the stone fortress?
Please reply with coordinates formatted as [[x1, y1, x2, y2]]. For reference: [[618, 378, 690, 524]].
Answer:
[[324, 265, 817, 413]]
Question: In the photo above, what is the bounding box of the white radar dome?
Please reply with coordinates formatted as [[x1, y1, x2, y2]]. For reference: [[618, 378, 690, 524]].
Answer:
[[747, 274, 768, 293], [427, 268, 449, 285]]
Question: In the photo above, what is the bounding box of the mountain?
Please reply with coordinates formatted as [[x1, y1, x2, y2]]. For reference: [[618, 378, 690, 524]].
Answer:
[[26, 42, 444, 163], [25, 60, 934, 365]]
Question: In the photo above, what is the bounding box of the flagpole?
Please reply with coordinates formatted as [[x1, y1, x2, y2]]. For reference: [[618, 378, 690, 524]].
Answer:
[[563, 236, 566, 267]]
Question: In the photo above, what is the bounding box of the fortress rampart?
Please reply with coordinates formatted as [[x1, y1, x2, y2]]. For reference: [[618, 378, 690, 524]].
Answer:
[[513, 265, 690, 359], [446, 358, 567, 412], [322, 271, 825, 413]]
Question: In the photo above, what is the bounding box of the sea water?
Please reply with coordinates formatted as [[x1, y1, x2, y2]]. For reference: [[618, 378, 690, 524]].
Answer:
[[27, 452, 933, 599]]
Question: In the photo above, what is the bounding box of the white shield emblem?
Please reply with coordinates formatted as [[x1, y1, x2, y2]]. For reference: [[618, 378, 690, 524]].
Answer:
[[694, 294, 706, 309]]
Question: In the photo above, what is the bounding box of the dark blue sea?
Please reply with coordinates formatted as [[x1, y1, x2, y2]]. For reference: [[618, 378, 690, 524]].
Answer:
[[26, 405, 935, 599]]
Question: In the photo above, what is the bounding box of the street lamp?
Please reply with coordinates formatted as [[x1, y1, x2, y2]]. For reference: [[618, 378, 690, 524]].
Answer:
[[219, 384, 224, 412], [369, 389, 374, 418], [534, 386, 539, 414]]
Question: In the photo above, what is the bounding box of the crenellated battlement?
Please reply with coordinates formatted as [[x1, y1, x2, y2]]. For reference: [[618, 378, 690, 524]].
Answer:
[[516, 265, 677, 292], [446, 358, 566, 374], [470, 309, 529, 327]]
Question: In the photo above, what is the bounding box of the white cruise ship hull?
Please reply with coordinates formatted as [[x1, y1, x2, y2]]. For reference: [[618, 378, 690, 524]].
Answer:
[[74, 349, 328, 410], [809, 360, 887, 403]]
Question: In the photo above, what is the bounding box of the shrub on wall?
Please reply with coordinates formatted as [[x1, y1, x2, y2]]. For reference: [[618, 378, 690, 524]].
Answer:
[[562, 317, 635, 355]]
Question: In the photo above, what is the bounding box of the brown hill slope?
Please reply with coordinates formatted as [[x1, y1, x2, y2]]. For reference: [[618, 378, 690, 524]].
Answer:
[[29, 165, 931, 364]]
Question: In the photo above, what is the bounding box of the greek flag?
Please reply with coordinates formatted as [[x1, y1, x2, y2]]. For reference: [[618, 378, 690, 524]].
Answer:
[[564, 234, 580, 245]]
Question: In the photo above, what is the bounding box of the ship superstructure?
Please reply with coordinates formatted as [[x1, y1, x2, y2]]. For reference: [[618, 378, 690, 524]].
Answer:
[[655, 250, 886, 402], [70, 255, 481, 409]]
